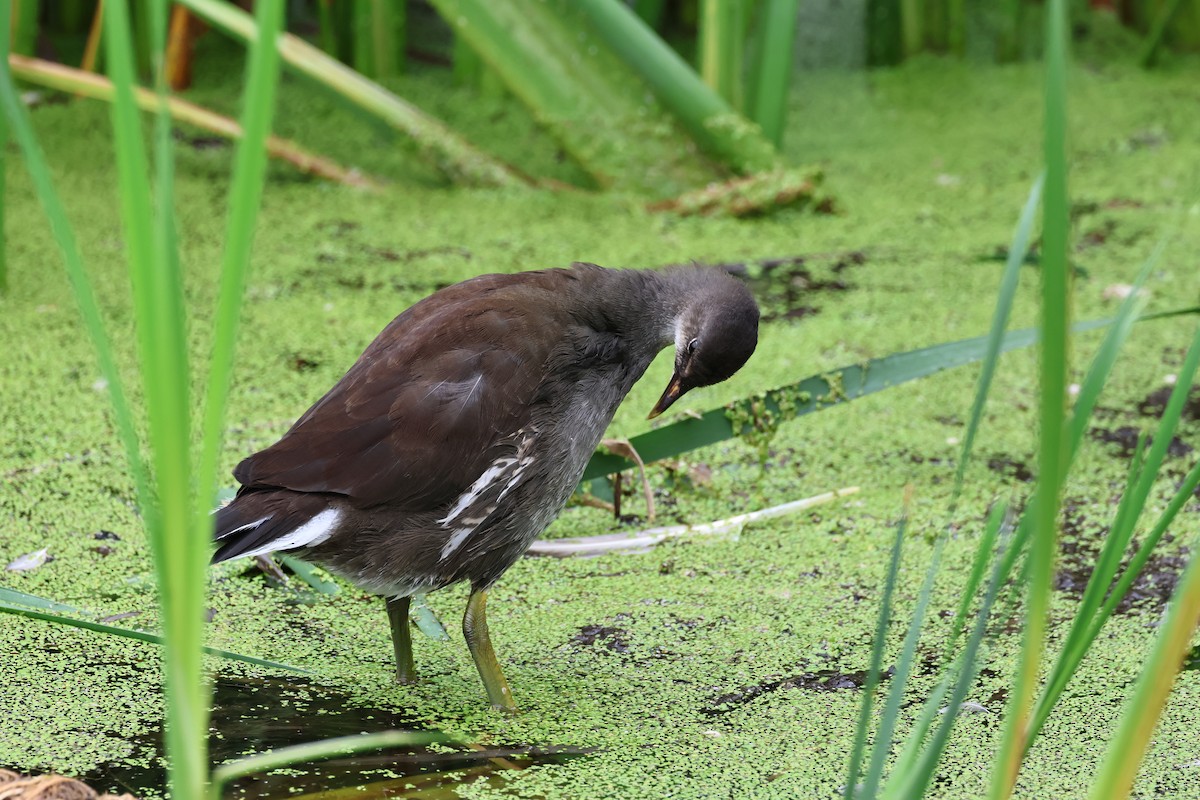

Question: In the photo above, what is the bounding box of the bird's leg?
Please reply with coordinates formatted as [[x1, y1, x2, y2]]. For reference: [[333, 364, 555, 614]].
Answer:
[[463, 587, 517, 713], [385, 595, 417, 684]]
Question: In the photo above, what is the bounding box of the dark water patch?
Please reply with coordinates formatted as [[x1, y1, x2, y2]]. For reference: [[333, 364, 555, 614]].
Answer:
[[572, 624, 631, 654], [986, 455, 1034, 483], [1088, 425, 1193, 459], [1138, 386, 1200, 421], [1055, 501, 1188, 615], [704, 666, 889, 716], [79, 672, 585, 799], [684, 251, 865, 323]]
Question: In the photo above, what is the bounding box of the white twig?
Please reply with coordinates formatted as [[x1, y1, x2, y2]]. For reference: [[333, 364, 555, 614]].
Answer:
[[527, 486, 861, 558]]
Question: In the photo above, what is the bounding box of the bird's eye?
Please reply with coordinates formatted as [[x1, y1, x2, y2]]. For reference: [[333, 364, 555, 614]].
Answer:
[[687, 338, 699, 354]]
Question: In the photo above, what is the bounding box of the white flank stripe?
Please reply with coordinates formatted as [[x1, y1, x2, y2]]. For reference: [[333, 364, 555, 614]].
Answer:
[[235, 508, 343, 560], [437, 457, 516, 525], [225, 515, 271, 537], [440, 527, 474, 561]]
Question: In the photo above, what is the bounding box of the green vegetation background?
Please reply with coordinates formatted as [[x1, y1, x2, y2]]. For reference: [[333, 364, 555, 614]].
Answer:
[[2, 35, 1199, 799]]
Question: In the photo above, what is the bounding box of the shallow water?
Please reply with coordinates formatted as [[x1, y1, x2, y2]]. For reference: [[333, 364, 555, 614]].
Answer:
[[81, 672, 587, 799]]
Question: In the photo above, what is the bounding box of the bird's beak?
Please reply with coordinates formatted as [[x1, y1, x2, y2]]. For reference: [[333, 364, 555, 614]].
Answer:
[[647, 373, 685, 419]]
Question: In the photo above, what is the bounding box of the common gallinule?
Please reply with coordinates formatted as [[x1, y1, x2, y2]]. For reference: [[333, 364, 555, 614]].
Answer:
[[213, 263, 759, 710]]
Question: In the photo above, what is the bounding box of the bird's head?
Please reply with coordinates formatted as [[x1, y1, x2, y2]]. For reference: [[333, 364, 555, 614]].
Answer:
[[648, 273, 760, 419]]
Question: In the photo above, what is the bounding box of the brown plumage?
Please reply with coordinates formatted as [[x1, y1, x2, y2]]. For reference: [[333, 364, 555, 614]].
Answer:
[[213, 263, 759, 710]]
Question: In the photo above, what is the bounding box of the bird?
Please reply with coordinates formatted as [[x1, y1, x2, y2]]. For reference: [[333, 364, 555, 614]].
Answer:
[[212, 263, 760, 711]]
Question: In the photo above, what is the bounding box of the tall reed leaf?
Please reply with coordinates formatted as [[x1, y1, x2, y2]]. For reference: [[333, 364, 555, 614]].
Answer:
[[989, 0, 1070, 795], [102, 2, 209, 796]]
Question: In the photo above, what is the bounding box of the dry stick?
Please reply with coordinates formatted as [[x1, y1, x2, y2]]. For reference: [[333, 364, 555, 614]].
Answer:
[[528, 487, 860, 557], [8, 55, 379, 189]]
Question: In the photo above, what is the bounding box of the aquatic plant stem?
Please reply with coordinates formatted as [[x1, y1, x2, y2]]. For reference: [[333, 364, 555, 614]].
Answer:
[[698, 0, 744, 109], [574, 0, 778, 175], [989, 0, 1070, 796], [746, 0, 800, 147]]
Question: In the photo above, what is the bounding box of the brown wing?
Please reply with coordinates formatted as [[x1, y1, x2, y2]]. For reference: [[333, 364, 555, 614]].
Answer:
[[233, 271, 572, 511]]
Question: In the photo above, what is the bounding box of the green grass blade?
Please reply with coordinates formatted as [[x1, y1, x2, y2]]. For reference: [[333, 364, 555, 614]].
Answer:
[[0, 3, 154, 531], [0, 601, 306, 673], [892, 511, 1012, 781], [316, 0, 338, 57], [861, 532, 947, 797], [950, 175, 1042, 509], [1091, 452, 1200, 637], [209, 731, 443, 798], [844, 500, 909, 799], [275, 554, 340, 596], [943, 499, 1008, 658], [884, 508, 1013, 800], [989, 0, 1070, 795], [1019, 251, 1165, 745], [0, 587, 80, 613], [1028, 318, 1198, 747], [1085, 521, 1200, 798], [11, 0, 39, 56], [1064, 244, 1163, 463]]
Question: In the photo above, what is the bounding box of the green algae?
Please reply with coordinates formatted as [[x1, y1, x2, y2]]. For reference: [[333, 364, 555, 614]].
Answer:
[[1, 49, 1200, 799]]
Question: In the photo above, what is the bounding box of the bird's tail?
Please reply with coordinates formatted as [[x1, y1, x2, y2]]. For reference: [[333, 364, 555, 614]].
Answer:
[[212, 490, 342, 564]]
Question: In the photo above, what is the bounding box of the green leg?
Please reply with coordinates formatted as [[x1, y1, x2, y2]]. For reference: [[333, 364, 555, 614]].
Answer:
[[385, 595, 417, 684], [463, 587, 517, 712]]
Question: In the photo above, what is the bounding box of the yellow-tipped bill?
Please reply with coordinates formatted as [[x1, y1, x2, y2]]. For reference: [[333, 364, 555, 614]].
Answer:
[[647, 373, 685, 419]]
